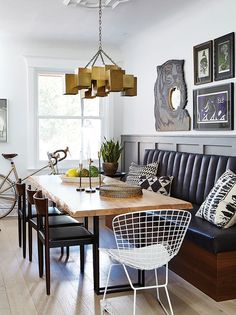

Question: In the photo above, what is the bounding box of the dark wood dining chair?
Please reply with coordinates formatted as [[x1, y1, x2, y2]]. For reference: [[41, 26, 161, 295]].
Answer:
[[16, 181, 66, 259], [27, 185, 87, 262], [33, 190, 95, 295]]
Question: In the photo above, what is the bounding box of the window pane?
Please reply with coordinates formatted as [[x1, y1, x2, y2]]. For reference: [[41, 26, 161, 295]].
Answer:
[[38, 75, 81, 116], [82, 119, 101, 161], [39, 119, 82, 160], [83, 97, 100, 117]]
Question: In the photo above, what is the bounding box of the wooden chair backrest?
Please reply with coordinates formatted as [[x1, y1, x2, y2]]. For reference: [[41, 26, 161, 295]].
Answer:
[[33, 190, 48, 216], [27, 185, 37, 205], [15, 181, 25, 197], [33, 190, 49, 239]]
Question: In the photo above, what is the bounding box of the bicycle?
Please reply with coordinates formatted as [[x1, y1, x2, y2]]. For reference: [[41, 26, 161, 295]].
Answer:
[[0, 147, 69, 219]]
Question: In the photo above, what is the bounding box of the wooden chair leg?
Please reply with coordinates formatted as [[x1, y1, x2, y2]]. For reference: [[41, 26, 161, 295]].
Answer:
[[28, 223, 32, 262], [66, 247, 70, 260], [38, 239, 44, 278], [52, 201, 56, 208], [92, 243, 98, 291], [61, 247, 64, 256], [84, 217, 88, 229], [18, 215, 22, 248], [80, 245, 85, 273], [22, 217, 26, 259], [45, 245, 50, 295]]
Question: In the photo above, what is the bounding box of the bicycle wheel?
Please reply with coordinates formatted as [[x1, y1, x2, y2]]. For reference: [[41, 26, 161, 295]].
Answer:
[[0, 174, 16, 218]]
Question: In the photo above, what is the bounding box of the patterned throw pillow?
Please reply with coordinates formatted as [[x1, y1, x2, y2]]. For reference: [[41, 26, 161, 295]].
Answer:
[[138, 175, 173, 196], [126, 162, 159, 186], [195, 169, 236, 228]]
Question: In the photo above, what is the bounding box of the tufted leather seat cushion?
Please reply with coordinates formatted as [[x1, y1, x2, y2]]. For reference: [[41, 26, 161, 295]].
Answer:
[[30, 214, 81, 228], [25, 205, 62, 218], [19, 205, 61, 218], [143, 149, 236, 253], [39, 225, 92, 242], [186, 204, 236, 253]]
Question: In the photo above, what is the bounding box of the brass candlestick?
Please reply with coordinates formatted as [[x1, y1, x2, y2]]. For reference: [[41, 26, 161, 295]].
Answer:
[[85, 158, 96, 193], [76, 163, 85, 192]]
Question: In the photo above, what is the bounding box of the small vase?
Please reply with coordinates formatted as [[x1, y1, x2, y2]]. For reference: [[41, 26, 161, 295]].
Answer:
[[102, 162, 118, 176]]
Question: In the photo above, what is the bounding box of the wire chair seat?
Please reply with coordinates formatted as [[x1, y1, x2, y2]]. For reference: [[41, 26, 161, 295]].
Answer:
[[101, 243, 170, 270]]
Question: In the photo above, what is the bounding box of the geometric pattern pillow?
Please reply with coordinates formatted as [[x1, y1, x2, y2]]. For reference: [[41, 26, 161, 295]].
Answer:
[[125, 162, 159, 186], [195, 169, 236, 228], [138, 175, 173, 196]]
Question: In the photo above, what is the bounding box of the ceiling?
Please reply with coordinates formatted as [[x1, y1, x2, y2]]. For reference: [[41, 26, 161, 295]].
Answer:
[[0, 0, 193, 45], [64, 0, 131, 9]]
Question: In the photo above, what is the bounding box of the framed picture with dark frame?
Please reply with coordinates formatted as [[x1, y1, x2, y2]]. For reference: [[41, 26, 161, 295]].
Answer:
[[214, 32, 235, 81], [193, 40, 213, 85], [0, 99, 8, 142], [193, 83, 234, 131]]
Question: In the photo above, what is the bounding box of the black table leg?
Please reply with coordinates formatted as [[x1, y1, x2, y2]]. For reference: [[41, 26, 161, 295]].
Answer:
[[93, 216, 100, 294]]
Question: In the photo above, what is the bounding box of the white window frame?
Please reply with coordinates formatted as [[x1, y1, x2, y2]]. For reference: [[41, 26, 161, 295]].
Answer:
[[25, 56, 113, 171]]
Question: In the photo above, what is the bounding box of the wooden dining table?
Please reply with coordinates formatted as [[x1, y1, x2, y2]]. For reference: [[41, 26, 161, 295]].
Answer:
[[29, 174, 192, 294]]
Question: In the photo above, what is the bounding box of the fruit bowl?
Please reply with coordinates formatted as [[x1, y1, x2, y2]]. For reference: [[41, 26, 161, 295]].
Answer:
[[60, 175, 102, 185]]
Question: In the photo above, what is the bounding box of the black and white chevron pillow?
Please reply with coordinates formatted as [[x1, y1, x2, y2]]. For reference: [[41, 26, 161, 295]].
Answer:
[[139, 175, 173, 196], [126, 162, 159, 186], [196, 169, 236, 228]]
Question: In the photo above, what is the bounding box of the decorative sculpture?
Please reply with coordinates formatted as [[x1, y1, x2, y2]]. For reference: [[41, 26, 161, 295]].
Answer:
[[154, 59, 190, 131]]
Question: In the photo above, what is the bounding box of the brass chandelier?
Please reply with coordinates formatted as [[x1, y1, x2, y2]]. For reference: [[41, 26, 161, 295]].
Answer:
[[64, 0, 137, 98]]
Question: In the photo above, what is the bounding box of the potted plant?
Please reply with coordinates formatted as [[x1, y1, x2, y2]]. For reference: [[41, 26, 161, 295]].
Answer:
[[101, 138, 123, 176]]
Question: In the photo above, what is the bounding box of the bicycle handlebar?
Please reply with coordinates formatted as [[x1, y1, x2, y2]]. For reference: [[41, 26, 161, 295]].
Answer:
[[47, 147, 69, 174], [52, 147, 69, 163]]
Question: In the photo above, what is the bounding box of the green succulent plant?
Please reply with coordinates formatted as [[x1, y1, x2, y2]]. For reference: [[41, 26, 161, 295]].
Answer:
[[101, 138, 123, 163]]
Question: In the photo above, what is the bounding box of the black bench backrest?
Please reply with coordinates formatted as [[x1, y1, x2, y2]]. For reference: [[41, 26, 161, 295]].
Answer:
[[143, 149, 236, 206]]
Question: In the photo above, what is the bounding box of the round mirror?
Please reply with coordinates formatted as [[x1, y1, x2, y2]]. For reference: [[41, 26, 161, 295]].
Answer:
[[169, 87, 181, 110]]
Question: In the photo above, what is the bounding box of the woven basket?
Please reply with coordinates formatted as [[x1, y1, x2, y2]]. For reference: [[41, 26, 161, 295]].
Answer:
[[99, 185, 143, 198]]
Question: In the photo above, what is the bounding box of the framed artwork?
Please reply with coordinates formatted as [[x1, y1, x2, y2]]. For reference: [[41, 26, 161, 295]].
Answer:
[[0, 99, 8, 142], [214, 32, 235, 81], [193, 83, 234, 131], [193, 40, 213, 85]]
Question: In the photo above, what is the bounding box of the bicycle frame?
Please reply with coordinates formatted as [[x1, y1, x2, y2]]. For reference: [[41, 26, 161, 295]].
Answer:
[[0, 147, 69, 219], [0, 161, 19, 193], [0, 147, 69, 194]]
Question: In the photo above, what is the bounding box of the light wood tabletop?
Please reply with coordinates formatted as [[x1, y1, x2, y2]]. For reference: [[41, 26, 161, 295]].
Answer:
[[29, 175, 192, 217]]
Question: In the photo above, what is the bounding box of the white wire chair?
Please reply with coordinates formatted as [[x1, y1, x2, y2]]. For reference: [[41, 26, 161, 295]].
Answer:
[[100, 209, 192, 315]]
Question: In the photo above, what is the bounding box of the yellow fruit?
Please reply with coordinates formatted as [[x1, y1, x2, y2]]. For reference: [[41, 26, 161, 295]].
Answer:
[[65, 168, 79, 177]]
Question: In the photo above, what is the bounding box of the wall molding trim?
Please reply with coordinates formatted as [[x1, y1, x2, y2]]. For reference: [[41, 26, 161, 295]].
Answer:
[[121, 134, 236, 172]]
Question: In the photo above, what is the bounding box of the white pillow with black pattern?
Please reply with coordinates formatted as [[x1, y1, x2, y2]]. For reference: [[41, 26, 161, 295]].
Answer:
[[138, 175, 173, 196], [125, 162, 159, 186], [195, 169, 236, 228]]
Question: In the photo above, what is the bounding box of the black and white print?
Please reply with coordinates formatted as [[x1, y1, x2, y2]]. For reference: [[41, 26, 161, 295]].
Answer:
[[198, 48, 209, 78], [196, 169, 236, 228], [139, 175, 173, 196], [214, 32, 235, 81], [193, 83, 234, 131], [194, 40, 213, 85], [0, 99, 7, 143]]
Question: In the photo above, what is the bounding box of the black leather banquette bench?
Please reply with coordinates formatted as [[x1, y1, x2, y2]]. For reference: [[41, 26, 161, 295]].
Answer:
[[143, 149, 236, 301]]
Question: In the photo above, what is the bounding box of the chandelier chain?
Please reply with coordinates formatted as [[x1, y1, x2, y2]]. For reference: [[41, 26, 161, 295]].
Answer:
[[85, 0, 118, 67], [99, 0, 102, 50]]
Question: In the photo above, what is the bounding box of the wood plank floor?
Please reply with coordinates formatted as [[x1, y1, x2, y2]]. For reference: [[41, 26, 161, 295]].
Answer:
[[0, 217, 236, 315]]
